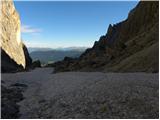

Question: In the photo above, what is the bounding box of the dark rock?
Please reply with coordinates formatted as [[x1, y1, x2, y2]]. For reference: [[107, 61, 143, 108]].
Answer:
[[31, 60, 41, 68], [1, 100, 19, 119], [1, 44, 33, 73], [1, 48, 24, 73], [11, 83, 28, 88], [1, 83, 27, 119], [53, 1, 159, 73], [22, 43, 32, 68]]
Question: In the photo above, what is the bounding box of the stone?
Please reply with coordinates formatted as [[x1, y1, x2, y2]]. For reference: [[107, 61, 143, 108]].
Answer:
[[0, 0, 32, 72], [53, 1, 159, 73], [31, 60, 41, 68]]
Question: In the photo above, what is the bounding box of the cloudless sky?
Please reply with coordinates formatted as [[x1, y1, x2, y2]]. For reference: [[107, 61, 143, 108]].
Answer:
[[14, 1, 138, 48]]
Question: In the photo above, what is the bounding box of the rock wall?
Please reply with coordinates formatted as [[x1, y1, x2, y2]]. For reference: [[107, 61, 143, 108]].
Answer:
[[22, 43, 32, 68], [53, 1, 159, 73], [0, 0, 32, 72], [1, 48, 23, 72]]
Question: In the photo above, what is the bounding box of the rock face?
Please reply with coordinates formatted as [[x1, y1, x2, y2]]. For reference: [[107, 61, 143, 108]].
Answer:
[[31, 60, 41, 69], [1, 49, 23, 73], [54, 1, 159, 73], [0, 0, 32, 72], [22, 43, 32, 68]]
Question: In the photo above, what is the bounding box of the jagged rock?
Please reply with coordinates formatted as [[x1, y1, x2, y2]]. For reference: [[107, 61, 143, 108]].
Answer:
[[31, 60, 41, 68], [53, 57, 76, 73], [1, 48, 23, 73], [22, 43, 32, 68], [0, 0, 32, 72], [54, 1, 159, 73]]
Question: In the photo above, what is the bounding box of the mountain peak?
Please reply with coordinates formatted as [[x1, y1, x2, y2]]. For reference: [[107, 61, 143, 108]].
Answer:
[[53, 1, 159, 73]]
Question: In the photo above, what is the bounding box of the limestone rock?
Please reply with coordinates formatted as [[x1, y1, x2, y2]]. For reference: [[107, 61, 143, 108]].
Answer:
[[1, 48, 23, 73], [0, 0, 32, 72]]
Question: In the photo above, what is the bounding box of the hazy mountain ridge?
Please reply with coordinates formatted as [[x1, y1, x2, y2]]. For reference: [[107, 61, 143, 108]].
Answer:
[[53, 1, 159, 73], [30, 49, 85, 64], [28, 46, 88, 53], [28, 47, 53, 53]]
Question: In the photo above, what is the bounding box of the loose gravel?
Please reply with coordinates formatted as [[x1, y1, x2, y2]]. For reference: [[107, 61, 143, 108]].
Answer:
[[2, 68, 159, 118]]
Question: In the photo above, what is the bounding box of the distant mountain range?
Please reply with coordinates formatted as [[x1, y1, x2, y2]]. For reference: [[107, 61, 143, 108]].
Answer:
[[28, 47, 88, 53], [29, 47, 87, 64], [54, 47, 88, 52], [28, 47, 53, 53]]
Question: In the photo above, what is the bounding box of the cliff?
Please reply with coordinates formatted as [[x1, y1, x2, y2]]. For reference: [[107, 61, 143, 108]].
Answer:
[[0, 0, 32, 72], [54, 1, 159, 73]]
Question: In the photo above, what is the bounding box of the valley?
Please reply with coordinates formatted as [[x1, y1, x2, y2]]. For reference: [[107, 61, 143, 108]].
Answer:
[[30, 49, 85, 64], [1, 0, 159, 119]]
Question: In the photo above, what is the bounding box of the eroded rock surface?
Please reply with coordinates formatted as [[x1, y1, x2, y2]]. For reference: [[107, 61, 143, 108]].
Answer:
[[54, 1, 159, 73], [0, 0, 32, 72]]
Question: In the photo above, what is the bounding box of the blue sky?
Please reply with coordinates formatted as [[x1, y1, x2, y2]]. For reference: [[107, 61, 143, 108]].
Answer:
[[14, 1, 138, 48]]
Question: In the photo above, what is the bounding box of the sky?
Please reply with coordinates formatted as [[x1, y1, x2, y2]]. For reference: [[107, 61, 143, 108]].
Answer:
[[14, 1, 138, 49]]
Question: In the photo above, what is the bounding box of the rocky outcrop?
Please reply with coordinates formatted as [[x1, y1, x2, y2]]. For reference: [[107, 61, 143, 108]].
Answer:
[[0, 0, 32, 72], [1, 49, 23, 73], [54, 1, 159, 73], [22, 43, 32, 68], [31, 60, 41, 68]]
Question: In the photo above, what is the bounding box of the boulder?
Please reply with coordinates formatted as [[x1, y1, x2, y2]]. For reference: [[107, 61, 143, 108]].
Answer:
[[31, 60, 41, 68]]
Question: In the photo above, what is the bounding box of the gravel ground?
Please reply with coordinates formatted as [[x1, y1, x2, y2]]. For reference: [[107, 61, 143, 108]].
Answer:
[[1, 82, 27, 118], [1, 68, 159, 119]]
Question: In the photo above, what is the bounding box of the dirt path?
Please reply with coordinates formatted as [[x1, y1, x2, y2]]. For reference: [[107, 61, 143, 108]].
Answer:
[[2, 68, 159, 118]]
